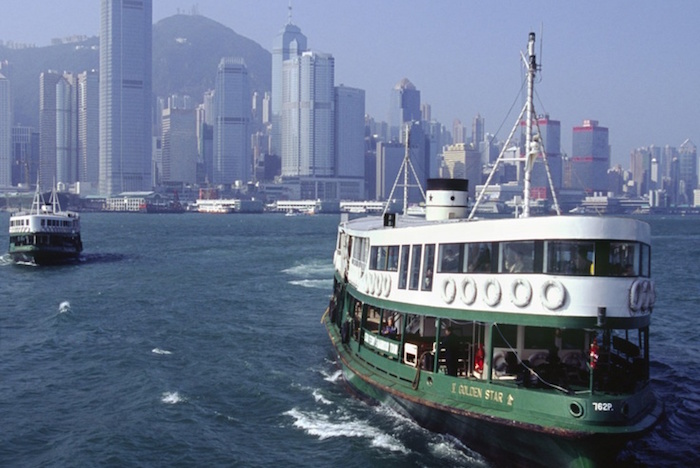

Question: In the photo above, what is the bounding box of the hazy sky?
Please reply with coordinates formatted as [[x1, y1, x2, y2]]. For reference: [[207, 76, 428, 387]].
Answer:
[[1, 0, 699, 165]]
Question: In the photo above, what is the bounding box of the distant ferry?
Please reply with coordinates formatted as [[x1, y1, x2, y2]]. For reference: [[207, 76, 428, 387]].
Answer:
[[8, 185, 82, 265], [322, 33, 661, 466]]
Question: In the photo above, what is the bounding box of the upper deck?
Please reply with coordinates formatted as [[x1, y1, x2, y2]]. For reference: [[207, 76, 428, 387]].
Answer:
[[334, 214, 654, 326]]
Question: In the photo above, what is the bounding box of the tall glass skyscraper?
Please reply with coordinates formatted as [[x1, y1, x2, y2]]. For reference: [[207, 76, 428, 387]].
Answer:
[[388, 78, 421, 141], [212, 58, 250, 185], [571, 119, 610, 194], [0, 72, 10, 187], [39, 71, 61, 190], [281, 51, 334, 177], [271, 16, 307, 156], [99, 0, 153, 196]]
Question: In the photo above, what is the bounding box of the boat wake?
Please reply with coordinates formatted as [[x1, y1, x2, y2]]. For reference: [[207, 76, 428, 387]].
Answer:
[[161, 391, 186, 405], [58, 301, 71, 314], [288, 279, 332, 290], [284, 407, 410, 454], [284, 259, 334, 289], [79, 253, 128, 264], [152, 348, 173, 355]]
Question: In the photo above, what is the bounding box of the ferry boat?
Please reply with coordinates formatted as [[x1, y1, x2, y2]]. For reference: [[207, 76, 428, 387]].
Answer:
[[322, 33, 661, 466], [8, 185, 82, 265]]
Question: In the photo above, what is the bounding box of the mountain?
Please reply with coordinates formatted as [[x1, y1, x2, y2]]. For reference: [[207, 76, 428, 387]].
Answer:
[[0, 13, 271, 129]]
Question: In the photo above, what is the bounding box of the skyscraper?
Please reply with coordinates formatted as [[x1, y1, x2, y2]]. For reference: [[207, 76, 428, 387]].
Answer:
[[99, 0, 153, 195], [11, 126, 38, 186], [78, 70, 99, 187], [571, 120, 610, 194], [334, 85, 365, 179], [388, 78, 421, 141], [212, 58, 250, 185], [271, 13, 307, 156], [678, 138, 697, 204], [0, 72, 10, 187], [281, 51, 334, 177], [162, 107, 197, 184], [39, 71, 61, 189], [56, 73, 78, 186]]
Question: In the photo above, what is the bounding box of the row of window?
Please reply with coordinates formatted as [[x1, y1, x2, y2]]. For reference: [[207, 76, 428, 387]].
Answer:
[[11, 218, 76, 228], [368, 239, 650, 291]]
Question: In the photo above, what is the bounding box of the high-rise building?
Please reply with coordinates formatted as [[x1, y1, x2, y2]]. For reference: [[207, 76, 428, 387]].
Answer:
[[442, 143, 481, 198], [212, 57, 250, 185], [472, 113, 484, 149], [39, 71, 62, 189], [0, 72, 10, 187], [11, 126, 39, 186], [281, 50, 334, 177], [388, 78, 420, 141], [77, 70, 99, 187], [452, 119, 466, 145], [526, 115, 562, 195], [99, 0, 153, 195], [334, 85, 365, 179], [271, 14, 307, 156], [56, 73, 78, 186], [678, 138, 697, 204], [376, 122, 429, 203], [161, 107, 197, 184], [571, 119, 610, 194]]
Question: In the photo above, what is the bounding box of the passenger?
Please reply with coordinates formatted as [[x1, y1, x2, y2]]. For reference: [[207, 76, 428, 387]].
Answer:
[[506, 248, 524, 273], [423, 268, 433, 289], [572, 247, 593, 275], [469, 244, 491, 272], [381, 318, 397, 339], [441, 327, 460, 376], [474, 343, 485, 374]]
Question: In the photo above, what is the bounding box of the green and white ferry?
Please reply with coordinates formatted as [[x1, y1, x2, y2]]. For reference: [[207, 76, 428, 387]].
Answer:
[[8, 185, 82, 265], [322, 33, 661, 466]]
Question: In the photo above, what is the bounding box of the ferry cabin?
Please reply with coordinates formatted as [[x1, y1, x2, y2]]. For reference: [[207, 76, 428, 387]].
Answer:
[[328, 214, 657, 438]]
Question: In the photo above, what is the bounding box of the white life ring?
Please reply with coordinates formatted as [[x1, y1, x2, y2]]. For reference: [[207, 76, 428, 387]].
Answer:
[[541, 279, 566, 310], [483, 278, 502, 307], [442, 277, 457, 304], [383, 275, 391, 297], [510, 278, 533, 307], [375, 273, 383, 296], [367, 272, 375, 295], [459, 277, 477, 305]]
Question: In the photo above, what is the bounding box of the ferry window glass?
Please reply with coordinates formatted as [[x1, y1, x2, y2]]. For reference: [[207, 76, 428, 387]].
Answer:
[[409, 245, 422, 290], [524, 326, 555, 349], [467, 242, 492, 272], [398, 245, 410, 289], [438, 243, 464, 273], [377, 246, 388, 270], [492, 324, 517, 348], [641, 243, 650, 277], [387, 246, 400, 272], [545, 241, 594, 275], [421, 244, 435, 291], [609, 242, 638, 276], [501, 241, 535, 273]]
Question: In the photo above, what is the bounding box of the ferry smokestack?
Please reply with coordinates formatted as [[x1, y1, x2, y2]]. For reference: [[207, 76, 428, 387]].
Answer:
[[425, 179, 468, 221]]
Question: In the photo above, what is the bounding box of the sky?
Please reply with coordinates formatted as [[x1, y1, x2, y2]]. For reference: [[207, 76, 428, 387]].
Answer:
[[1, 0, 699, 166]]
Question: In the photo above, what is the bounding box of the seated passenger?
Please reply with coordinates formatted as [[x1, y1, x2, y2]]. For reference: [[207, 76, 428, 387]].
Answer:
[[381, 318, 397, 339]]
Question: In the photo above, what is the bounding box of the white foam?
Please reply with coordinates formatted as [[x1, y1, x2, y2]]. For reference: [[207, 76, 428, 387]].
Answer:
[[321, 368, 343, 383], [288, 279, 332, 289], [151, 348, 172, 355], [58, 301, 71, 314], [282, 261, 334, 277], [161, 391, 185, 404], [312, 389, 332, 405], [284, 408, 409, 454]]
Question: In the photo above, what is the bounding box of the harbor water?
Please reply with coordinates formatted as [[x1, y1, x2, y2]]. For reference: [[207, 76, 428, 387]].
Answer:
[[0, 212, 698, 467]]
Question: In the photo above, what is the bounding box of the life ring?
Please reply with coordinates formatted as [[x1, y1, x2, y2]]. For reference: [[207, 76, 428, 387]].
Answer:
[[382, 275, 391, 297], [459, 277, 477, 305], [442, 277, 457, 304], [541, 279, 566, 310], [510, 278, 533, 307], [367, 272, 375, 295], [375, 273, 384, 296], [629, 279, 644, 311], [483, 278, 502, 307]]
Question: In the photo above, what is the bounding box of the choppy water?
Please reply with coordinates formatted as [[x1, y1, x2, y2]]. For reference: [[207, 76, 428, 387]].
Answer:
[[0, 213, 697, 467]]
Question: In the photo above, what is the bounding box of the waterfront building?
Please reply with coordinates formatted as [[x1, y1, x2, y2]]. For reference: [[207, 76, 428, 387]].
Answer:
[[162, 107, 197, 185], [11, 126, 38, 186], [0, 72, 10, 187], [56, 73, 78, 186], [442, 143, 481, 198], [334, 85, 365, 179], [678, 138, 697, 204], [39, 71, 62, 189], [571, 119, 610, 194], [271, 13, 307, 157], [525, 115, 562, 197], [281, 50, 334, 178], [376, 122, 429, 203], [77, 70, 99, 188], [99, 0, 153, 196], [388, 78, 421, 141], [212, 58, 251, 186]]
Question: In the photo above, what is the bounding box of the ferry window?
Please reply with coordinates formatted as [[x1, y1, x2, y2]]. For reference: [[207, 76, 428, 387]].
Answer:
[[467, 242, 492, 273], [387, 246, 400, 271], [501, 241, 535, 273], [398, 245, 410, 289], [492, 324, 517, 348], [524, 327, 555, 349], [640, 243, 650, 277], [370, 246, 388, 270], [409, 245, 422, 290], [609, 242, 638, 276], [546, 241, 594, 275], [438, 243, 465, 273], [421, 244, 436, 291]]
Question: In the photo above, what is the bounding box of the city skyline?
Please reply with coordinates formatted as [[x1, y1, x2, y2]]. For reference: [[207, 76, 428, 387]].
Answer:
[[0, 1, 698, 166]]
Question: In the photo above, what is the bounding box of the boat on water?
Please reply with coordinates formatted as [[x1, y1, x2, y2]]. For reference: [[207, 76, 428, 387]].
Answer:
[[322, 33, 661, 466], [8, 185, 82, 265]]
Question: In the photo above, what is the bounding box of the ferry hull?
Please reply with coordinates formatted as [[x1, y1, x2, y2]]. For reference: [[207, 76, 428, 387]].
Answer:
[[9, 243, 82, 265], [335, 346, 647, 468]]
